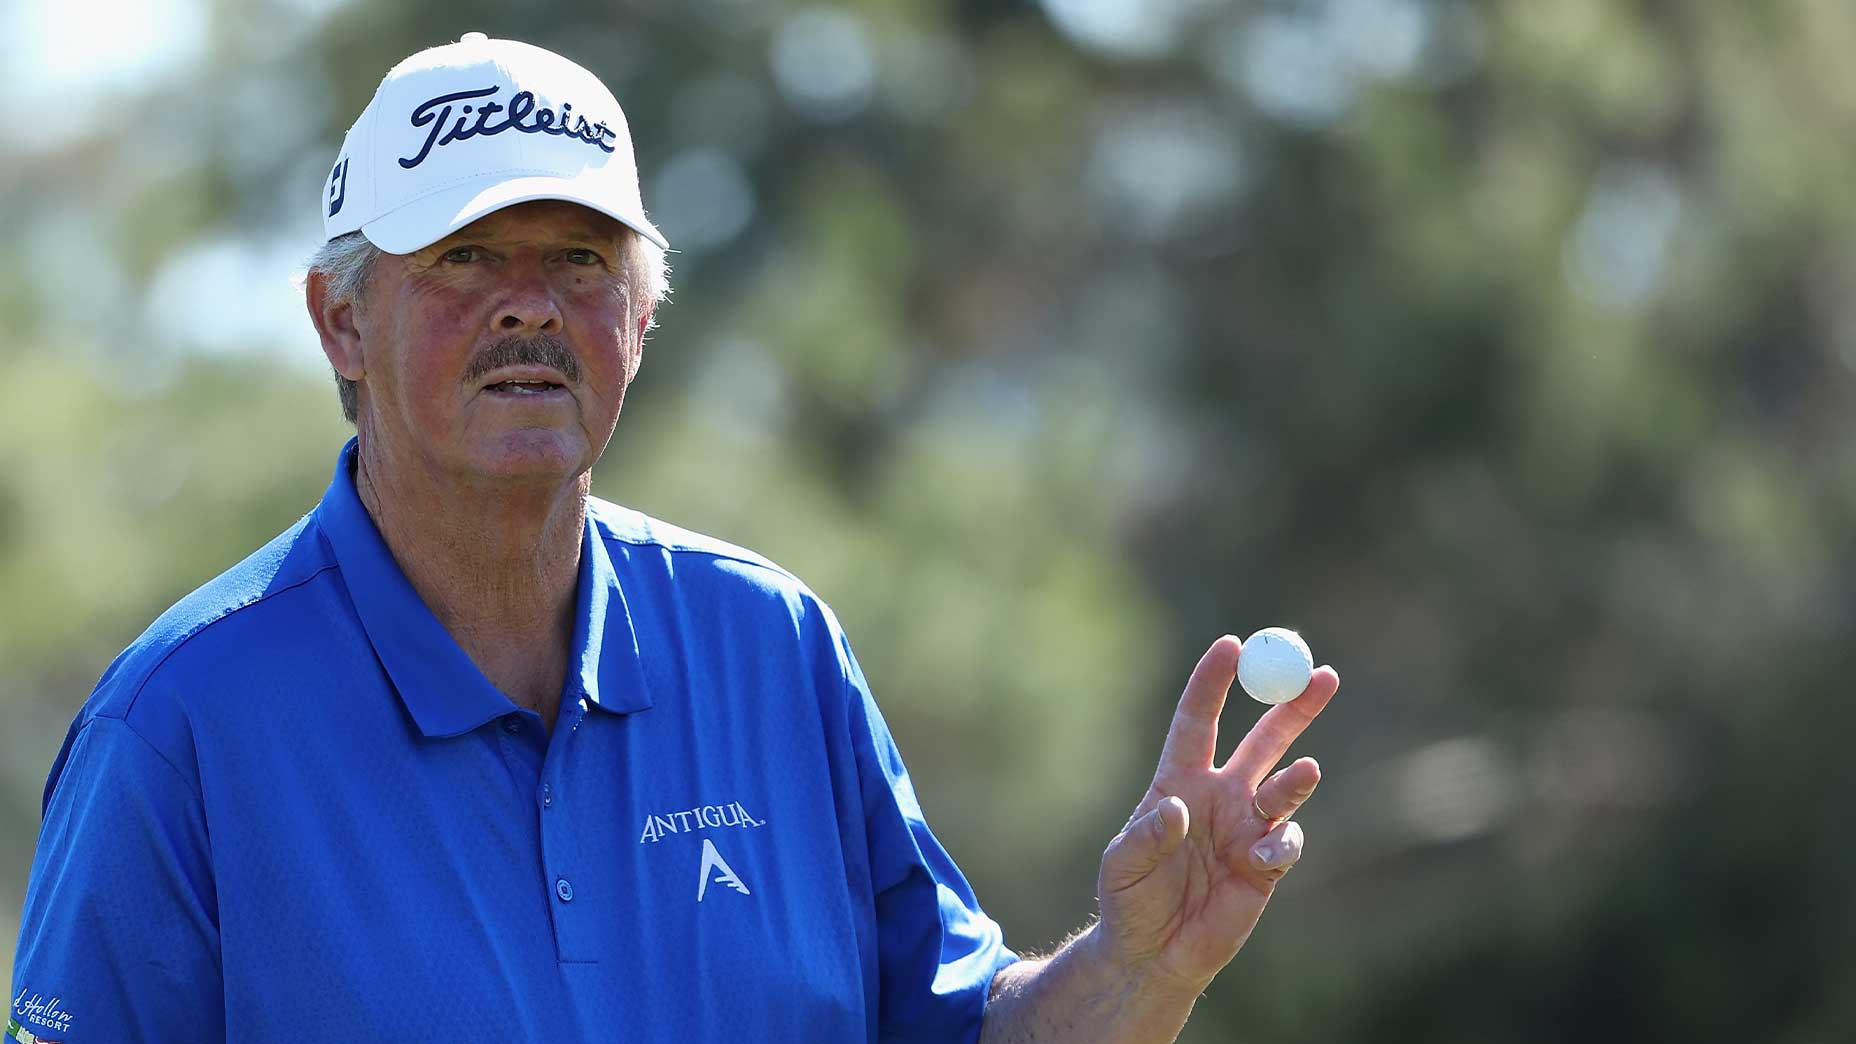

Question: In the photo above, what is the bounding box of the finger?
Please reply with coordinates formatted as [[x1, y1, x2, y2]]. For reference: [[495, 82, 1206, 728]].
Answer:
[[1159, 636, 1242, 771], [1102, 796, 1190, 894], [1223, 665, 1339, 787], [1247, 819, 1306, 872], [1251, 757, 1322, 823]]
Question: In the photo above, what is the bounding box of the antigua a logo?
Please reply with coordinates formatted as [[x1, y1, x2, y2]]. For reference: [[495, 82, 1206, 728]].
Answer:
[[696, 838, 750, 902]]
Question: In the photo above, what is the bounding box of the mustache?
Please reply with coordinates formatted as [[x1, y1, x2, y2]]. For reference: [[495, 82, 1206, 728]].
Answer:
[[462, 335, 582, 386]]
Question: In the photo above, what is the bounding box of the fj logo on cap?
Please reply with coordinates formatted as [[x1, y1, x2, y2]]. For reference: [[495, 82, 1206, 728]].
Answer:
[[400, 86, 618, 170], [326, 159, 349, 218]]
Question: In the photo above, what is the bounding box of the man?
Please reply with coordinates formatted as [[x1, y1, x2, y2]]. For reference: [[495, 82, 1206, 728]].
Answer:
[[10, 34, 1338, 1044]]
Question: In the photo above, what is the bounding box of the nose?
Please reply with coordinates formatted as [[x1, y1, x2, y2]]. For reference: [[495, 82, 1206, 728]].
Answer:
[[491, 264, 564, 335]]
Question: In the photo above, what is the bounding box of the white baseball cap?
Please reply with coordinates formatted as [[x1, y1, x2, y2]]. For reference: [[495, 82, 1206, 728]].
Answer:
[[322, 32, 667, 254]]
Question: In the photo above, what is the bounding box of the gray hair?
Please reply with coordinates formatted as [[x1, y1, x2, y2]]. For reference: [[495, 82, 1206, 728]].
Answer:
[[305, 226, 672, 424]]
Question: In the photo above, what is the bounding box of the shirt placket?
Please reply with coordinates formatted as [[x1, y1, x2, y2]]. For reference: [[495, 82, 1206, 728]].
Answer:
[[537, 690, 600, 963]]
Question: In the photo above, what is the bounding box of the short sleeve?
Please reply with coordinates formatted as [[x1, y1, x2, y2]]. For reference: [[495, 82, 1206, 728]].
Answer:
[[11, 715, 224, 1044], [837, 634, 1018, 1044]]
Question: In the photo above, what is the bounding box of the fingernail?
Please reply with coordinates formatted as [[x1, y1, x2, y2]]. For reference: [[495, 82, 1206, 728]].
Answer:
[[1251, 843, 1275, 866], [1153, 809, 1167, 838]]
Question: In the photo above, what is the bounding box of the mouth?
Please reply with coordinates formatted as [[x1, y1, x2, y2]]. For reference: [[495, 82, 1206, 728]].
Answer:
[[483, 378, 566, 397], [476, 364, 574, 400]]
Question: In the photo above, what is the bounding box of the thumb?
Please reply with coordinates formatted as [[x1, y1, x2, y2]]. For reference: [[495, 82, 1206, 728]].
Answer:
[[1101, 796, 1190, 893]]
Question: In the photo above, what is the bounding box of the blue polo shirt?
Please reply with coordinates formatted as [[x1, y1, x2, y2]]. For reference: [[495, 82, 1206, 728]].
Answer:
[[11, 439, 1015, 1043]]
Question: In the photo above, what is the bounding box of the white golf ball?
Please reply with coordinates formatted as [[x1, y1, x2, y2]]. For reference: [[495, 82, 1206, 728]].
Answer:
[[1238, 627, 1313, 705]]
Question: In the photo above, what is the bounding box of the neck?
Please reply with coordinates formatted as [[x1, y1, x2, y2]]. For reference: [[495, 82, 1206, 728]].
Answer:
[[352, 437, 585, 725]]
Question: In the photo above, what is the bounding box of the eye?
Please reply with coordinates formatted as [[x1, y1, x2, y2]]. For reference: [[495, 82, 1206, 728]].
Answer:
[[565, 248, 604, 266], [441, 246, 480, 263]]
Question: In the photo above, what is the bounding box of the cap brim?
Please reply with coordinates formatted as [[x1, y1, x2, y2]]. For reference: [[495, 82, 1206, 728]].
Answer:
[[360, 174, 669, 254]]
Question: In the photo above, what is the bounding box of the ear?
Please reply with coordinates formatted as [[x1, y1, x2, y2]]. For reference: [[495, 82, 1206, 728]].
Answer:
[[306, 269, 366, 381], [628, 302, 655, 381]]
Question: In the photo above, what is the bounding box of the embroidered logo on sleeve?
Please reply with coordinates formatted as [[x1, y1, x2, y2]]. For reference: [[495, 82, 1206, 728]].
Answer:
[[696, 838, 750, 902], [9, 988, 73, 1043]]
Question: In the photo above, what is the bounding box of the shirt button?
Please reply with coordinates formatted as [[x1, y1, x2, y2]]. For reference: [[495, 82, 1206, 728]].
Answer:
[[542, 783, 555, 807], [502, 716, 522, 735], [555, 878, 574, 903]]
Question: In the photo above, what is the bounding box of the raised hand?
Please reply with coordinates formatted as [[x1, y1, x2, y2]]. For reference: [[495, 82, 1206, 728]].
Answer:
[[1095, 634, 1340, 992]]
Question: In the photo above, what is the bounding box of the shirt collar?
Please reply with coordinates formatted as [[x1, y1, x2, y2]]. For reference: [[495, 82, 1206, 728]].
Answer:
[[315, 438, 653, 738]]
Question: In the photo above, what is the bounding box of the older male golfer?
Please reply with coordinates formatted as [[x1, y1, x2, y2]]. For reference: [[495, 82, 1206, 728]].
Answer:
[[9, 34, 1338, 1044]]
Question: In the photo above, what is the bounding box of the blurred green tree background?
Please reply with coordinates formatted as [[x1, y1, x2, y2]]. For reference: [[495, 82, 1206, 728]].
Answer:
[[4, 0, 1852, 1039]]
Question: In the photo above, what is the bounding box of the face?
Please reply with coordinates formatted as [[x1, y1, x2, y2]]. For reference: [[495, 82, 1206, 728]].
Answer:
[[328, 200, 649, 491]]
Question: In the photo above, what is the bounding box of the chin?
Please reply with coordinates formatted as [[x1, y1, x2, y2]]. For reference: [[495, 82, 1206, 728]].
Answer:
[[469, 430, 592, 484]]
